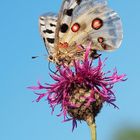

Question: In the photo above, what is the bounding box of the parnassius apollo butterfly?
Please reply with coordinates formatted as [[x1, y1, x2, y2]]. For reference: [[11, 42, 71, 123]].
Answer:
[[39, 0, 123, 65]]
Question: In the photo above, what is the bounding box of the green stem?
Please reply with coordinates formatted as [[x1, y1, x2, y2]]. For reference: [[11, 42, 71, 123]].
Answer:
[[89, 123, 96, 140]]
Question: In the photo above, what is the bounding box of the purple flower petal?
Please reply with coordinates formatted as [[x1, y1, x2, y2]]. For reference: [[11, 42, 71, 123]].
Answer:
[[29, 44, 126, 130]]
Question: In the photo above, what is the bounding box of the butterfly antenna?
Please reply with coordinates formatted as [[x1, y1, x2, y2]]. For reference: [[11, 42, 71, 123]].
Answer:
[[32, 54, 48, 59], [48, 61, 59, 74], [32, 56, 39, 59]]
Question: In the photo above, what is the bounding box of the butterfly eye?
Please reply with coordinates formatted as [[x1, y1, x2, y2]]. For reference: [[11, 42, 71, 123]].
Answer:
[[92, 18, 103, 30], [49, 55, 53, 60], [71, 23, 80, 32]]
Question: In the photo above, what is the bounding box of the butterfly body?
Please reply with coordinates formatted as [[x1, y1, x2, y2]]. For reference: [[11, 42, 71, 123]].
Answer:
[[39, 0, 123, 65]]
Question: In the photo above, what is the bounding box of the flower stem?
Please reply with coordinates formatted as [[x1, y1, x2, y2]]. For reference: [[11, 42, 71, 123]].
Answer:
[[89, 123, 96, 140]]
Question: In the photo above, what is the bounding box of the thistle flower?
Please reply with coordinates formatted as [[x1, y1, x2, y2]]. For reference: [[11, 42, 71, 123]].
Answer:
[[29, 44, 126, 132]]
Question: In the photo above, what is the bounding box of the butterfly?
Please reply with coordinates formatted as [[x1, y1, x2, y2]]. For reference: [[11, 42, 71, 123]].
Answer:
[[39, 0, 123, 65]]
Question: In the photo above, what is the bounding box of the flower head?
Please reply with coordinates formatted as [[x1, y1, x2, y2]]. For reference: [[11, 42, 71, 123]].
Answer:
[[29, 44, 126, 130]]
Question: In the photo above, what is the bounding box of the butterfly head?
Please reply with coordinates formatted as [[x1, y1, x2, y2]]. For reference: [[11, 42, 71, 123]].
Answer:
[[53, 42, 73, 65]]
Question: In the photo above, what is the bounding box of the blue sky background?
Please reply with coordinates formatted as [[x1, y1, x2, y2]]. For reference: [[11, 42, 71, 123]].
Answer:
[[0, 0, 140, 140]]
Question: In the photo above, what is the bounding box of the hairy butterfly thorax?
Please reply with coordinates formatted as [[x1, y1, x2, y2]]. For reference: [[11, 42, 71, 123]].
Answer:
[[39, 0, 123, 65]]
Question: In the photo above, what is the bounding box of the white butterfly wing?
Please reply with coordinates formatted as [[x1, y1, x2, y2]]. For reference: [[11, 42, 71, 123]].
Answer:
[[59, 0, 123, 51], [39, 0, 80, 55], [39, 13, 57, 55], [89, 8, 123, 51], [58, 0, 107, 40], [39, 0, 123, 64], [57, 0, 82, 40]]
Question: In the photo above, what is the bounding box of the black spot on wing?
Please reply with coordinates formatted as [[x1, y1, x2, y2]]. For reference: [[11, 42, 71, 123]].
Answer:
[[43, 29, 54, 34], [43, 38, 46, 45], [40, 23, 45, 26], [60, 23, 69, 33], [40, 17, 44, 20], [47, 38, 55, 44], [50, 23, 56, 27], [64, 9, 73, 16], [76, 0, 82, 5]]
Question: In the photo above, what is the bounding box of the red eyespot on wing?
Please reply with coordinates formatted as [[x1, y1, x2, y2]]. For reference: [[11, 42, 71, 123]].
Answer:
[[101, 43, 107, 50], [71, 23, 80, 32], [92, 18, 103, 30], [98, 37, 104, 43]]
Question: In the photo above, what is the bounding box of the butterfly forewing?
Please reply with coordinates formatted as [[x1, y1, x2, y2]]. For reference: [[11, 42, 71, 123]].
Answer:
[[57, 0, 83, 41], [39, 13, 57, 55]]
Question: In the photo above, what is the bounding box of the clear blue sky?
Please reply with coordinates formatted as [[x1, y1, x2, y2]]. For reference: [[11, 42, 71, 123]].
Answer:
[[0, 0, 140, 140]]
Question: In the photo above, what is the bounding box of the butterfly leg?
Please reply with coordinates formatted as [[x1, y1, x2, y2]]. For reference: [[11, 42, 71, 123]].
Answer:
[[90, 50, 101, 59]]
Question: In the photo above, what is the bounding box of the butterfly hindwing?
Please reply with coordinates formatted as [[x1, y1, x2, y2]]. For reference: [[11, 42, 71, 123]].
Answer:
[[89, 8, 123, 51], [59, 0, 122, 52]]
